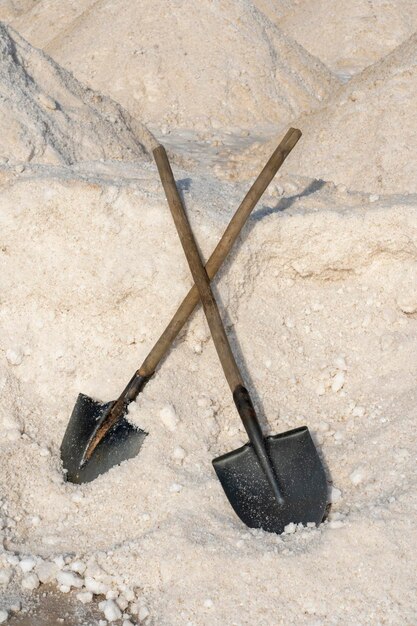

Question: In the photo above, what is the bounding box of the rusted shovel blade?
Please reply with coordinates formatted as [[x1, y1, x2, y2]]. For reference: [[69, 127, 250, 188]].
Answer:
[[60, 393, 146, 484], [213, 426, 327, 534]]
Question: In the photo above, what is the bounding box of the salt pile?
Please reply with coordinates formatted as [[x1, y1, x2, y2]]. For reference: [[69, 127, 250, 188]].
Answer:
[[0, 23, 155, 166], [278, 0, 417, 76], [0, 3, 417, 625], [247, 33, 417, 194], [12, 0, 337, 133]]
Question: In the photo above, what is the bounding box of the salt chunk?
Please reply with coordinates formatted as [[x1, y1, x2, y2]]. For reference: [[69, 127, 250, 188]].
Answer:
[[53, 555, 65, 569], [0, 610, 8, 624], [331, 372, 345, 393], [284, 522, 296, 534], [100, 599, 122, 622], [5, 348, 23, 366], [123, 621, 134, 626], [106, 590, 118, 600], [397, 294, 417, 314], [203, 598, 214, 608], [77, 591, 93, 604], [351, 405, 365, 418], [59, 585, 70, 593], [98, 621, 107, 626], [0, 569, 12, 585], [169, 483, 183, 493], [70, 561, 86, 575], [36, 561, 58, 583], [19, 557, 36, 573], [117, 596, 128, 611], [369, 194, 379, 203], [159, 404, 178, 431], [6, 556, 19, 566], [85, 576, 109, 595], [21, 573, 40, 590], [315, 381, 326, 396], [120, 587, 134, 602], [172, 446, 186, 461], [56, 571, 83, 589], [329, 487, 342, 503], [349, 468, 364, 485], [138, 605, 150, 621]]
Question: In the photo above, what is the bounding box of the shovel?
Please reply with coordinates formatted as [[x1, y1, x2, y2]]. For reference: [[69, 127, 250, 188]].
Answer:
[[154, 145, 328, 534], [60, 128, 301, 484]]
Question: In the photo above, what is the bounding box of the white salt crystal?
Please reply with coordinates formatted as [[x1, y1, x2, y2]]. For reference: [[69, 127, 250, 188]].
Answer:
[[172, 446, 186, 461], [284, 522, 296, 534], [160, 404, 178, 431], [138, 605, 150, 621], [350, 468, 364, 485], [19, 557, 36, 573], [77, 591, 93, 604], [117, 596, 129, 611], [169, 483, 183, 493], [331, 371, 345, 393], [397, 294, 417, 314], [53, 555, 65, 569], [0, 610, 8, 623], [334, 355, 347, 371], [329, 487, 342, 503], [36, 561, 58, 583], [56, 571, 83, 589], [21, 573, 40, 590], [203, 598, 214, 608], [123, 621, 134, 626], [6, 556, 19, 566], [369, 194, 379, 203], [0, 569, 12, 585], [70, 560, 86, 574], [85, 576, 109, 595], [120, 587, 134, 602], [316, 381, 326, 396], [5, 348, 23, 366], [59, 585, 71, 593], [352, 405, 366, 418], [106, 590, 118, 600], [100, 599, 122, 622]]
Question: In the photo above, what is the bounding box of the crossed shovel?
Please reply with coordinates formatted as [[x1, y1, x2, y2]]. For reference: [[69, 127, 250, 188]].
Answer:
[[61, 128, 328, 534]]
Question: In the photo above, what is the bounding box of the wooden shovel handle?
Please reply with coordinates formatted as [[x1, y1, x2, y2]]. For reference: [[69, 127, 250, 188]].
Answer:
[[139, 128, 301, 376], [153, 145, 244, 392]]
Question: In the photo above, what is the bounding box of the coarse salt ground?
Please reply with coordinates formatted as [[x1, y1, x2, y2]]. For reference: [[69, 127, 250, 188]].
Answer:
[[0, 158, 416, 624]]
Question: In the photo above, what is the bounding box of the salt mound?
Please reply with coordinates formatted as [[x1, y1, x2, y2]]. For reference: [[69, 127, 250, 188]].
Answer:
[[0, 22, 155, 166], [278, 0, 417, 76], [1, 166, 416, 624], [247, 34, 417, 194], [14, 0, 337, 133]]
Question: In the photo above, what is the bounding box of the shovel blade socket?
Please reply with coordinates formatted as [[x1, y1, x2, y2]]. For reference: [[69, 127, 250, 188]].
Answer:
[[60, 393, 147, 484], [213, 426, 327, 534]]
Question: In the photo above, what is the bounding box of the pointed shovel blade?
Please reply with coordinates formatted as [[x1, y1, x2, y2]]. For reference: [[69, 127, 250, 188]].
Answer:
[[213, 426, 327, 534], [60, 393, 147, 484]]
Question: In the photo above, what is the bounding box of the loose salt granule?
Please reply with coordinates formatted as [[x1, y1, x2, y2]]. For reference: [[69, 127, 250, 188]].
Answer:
[[350, 468, 364, 485], [18, 557, 36, 573], [369, 194, 379, 203], [21, 573, 40, 590], [53, 555, 65, 570], [36, 561, 58, 583], [123, 621, 134, 626], [169, 483, 183, 493], [100, 599, 122, 622], [284, 522, 296, 534], [172, 446, 186, 461], [315, 381, 326, 396], [70, 561, 86, 575], [159, 404, 178, 431], [203, 598, 214, 608], [329, 487, 342, 503], [328, 520, 345, 529], [352, 405, 365, 418], [138, 606, 150, 621], [106, 590, 118, 600], [59, 585, 71, 593], [0, 569, 12, 585], [56, 571, 83, 589], [85, 576, 109, 595], [334, 355, 347, 371], [77, 591, 93, 604], [117, 596, 129, 611], [0, 610, 8, 623], [331, 371, 345, 393], [5, 348, 23, 366]]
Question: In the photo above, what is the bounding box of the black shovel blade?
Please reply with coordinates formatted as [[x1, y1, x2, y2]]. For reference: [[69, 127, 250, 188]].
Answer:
[[213, 426, 327, 534], [60, 393, 147, 484]]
